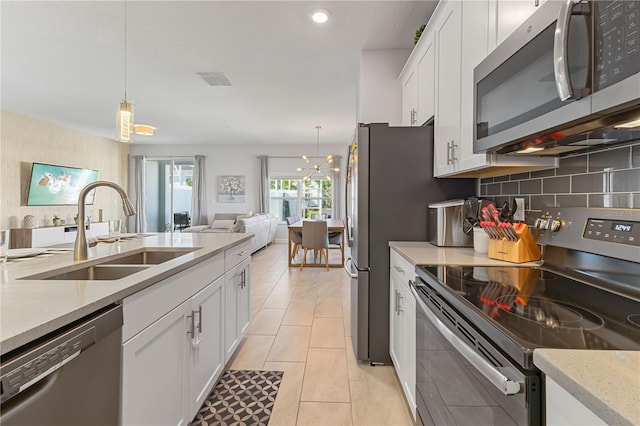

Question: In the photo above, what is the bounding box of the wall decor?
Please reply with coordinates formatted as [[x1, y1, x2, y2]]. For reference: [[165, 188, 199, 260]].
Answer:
[[218, 175, 246, 203]]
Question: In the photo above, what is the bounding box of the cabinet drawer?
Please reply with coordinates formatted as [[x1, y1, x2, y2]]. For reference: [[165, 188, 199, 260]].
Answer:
[[123, 253, 224, 342], [224, 240, 252, 270], [390, 249, 415, 287]]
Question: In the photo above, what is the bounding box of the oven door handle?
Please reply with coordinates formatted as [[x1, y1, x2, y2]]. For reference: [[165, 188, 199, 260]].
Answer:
[[410, 283, 522, 396]]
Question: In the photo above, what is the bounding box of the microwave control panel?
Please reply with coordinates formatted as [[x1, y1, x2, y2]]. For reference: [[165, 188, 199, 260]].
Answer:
[[583, 218, 640, 247]]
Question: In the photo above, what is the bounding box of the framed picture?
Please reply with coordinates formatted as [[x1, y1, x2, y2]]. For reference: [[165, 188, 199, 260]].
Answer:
[[217, 175, 245, 203]]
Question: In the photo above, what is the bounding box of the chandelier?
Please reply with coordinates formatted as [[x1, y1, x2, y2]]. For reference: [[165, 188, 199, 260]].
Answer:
[[116, 0, 134, 143], [297, 126, 339, 181]]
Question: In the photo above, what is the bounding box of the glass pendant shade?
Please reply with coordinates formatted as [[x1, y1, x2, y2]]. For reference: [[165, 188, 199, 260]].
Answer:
[[116, 99, 134, 143]]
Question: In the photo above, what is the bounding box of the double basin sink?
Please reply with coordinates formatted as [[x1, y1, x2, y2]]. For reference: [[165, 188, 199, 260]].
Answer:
[[22, 248, 198, 281]]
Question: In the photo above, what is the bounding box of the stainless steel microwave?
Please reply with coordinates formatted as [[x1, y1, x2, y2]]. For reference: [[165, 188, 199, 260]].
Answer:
[[474, 0, 640, 156]]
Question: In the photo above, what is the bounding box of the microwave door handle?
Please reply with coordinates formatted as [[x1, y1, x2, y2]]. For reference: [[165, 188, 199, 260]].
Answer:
[[409, 285, 522, 396], [554, 0, 580, 101]]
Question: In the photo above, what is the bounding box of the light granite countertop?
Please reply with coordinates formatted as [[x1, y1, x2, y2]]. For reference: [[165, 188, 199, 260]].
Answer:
[[391, 241, 639, 426], [534, 349, 640, 426], [1, 232, 253, 355], [388, 240, 542, 267]]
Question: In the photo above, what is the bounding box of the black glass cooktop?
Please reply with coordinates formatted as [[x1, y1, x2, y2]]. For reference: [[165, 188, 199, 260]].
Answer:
[[416, 265, 640, 360]]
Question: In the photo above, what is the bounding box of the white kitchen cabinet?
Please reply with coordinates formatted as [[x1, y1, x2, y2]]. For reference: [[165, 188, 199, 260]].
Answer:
[[402, 69, 419, 126], [545, 376, 607, 426], [433, 0, 462, 176], [10, 222, 109, 248], [417, 32, 435, 126], [389, 249, 416, 420], [490, 0, 543, 51], [224, 257, 251, 362], [121, 242, 252, 425], [189, 276, 225, 416], [122, 300, 191, 426]]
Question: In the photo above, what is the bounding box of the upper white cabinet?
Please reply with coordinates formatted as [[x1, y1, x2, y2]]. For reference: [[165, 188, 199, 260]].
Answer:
[[399, 0, 557, 178], [434, 0, 462, 177], [490, 0, 545, 51], [401, 69, 418, 126]]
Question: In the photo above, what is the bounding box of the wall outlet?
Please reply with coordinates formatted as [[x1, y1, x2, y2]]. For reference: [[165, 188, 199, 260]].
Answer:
[[514, 198, 525, 221]]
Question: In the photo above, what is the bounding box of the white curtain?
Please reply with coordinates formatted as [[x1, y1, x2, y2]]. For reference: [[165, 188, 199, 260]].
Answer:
[[331, 155, 342, 220], [191, 155, 208, 225], [133, 155, 147, 232], [258, 156, 269, 213]]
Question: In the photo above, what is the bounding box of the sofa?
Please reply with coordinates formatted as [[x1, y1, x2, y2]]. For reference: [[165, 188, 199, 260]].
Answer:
[[182, 212, 277, 253]]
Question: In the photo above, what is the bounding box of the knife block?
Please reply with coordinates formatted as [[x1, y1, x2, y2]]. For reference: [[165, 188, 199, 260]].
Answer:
[[488, 224, 541, 263]]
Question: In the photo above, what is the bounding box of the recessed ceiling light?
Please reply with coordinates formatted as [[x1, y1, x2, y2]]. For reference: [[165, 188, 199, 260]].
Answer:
[[134, 124, 156, 136], [311, 9, 330, 24]]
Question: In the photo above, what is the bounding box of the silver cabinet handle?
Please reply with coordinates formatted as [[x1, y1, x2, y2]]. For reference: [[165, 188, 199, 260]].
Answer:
[[398, 293, 404, 313], [409, 285, 522, 396], [197, 306, 203, 333], [187, 311, 195, 339], [238, 250, 249, 256], [554, 0, 579, 101], [450, 141, 458, 161], [393, 265, 404, 274]]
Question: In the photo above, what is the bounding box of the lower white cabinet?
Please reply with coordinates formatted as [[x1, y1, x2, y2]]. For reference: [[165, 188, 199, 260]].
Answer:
[[389, 249, 416, 420], [224, 257, 251, 362], [122, 300, 191, 425], [121, 243, 251, 426], [545, 376, 607, 426], [189, 277, 225, 416]]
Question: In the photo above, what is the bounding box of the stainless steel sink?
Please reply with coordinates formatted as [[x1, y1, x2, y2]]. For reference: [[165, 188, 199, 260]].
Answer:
[[101, 248, 198, 265], [24, 265, 150, 281]]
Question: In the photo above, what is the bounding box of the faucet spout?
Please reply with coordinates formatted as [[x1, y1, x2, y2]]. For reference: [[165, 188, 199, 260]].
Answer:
[[74, 181, 136, 261]]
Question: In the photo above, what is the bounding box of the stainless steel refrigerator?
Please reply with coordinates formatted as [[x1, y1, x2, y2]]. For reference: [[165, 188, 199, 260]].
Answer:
[[345, 123, 475, 364]]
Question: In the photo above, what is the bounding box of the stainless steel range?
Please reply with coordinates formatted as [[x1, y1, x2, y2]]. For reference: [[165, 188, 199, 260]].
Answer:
[[411, 207, 640, 426]]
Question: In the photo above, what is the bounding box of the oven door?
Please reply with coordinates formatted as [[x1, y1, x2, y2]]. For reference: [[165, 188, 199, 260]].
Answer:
[[474, 0, 591, 154], [410, 280, 541, 426]]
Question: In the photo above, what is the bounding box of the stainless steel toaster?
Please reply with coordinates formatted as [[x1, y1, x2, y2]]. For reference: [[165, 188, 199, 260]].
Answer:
[[428, 199, 473, 247]]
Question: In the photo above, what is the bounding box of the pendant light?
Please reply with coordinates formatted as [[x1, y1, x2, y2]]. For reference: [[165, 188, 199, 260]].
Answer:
[[116, 0, 134, 143], [297, 126, 339, 181]]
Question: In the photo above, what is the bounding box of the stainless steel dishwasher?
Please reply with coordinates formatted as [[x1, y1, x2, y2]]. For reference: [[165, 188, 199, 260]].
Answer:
[[1, 304, 123, 425]]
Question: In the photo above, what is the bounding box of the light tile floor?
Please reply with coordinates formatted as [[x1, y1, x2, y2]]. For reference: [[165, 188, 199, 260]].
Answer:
[[228, 242, 413, 426]]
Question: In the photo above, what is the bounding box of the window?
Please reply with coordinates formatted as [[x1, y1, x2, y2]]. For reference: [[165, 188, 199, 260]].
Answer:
[[269, 178, 333, 221]]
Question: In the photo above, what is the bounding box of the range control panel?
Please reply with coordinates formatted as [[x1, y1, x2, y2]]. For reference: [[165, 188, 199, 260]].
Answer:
[[584, 218, 639, 246]]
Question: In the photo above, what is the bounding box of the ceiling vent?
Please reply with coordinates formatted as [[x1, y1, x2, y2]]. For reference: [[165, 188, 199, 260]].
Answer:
[[197, 72, 232, 86]]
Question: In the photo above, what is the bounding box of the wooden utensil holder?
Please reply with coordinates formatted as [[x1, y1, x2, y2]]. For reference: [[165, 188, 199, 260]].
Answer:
[[488, 224, 541, 263]]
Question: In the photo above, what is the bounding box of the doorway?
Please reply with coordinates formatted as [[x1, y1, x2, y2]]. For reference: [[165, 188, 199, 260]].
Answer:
[[145, 159, 194, 232]]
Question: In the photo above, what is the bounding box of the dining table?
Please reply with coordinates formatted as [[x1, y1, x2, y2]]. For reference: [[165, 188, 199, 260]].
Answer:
[[287, 219, 345, 268]]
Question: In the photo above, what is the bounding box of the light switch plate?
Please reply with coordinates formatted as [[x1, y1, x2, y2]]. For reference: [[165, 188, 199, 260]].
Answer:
[[514, 198, 525, 221]]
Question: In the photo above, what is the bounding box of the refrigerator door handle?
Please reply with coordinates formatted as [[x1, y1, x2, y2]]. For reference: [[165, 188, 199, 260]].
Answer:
[[344, 257, 358, 278]]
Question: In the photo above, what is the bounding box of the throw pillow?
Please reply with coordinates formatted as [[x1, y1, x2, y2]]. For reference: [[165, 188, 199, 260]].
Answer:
[[236, 211, 253, 221], [212, 219, 235, 230]]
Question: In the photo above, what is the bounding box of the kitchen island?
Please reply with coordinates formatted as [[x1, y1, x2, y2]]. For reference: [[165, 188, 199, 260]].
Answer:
[[1, 231, 252, 354]]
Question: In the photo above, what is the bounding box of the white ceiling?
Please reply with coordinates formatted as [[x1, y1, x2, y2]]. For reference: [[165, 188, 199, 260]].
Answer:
[[1, 1, 437, 146]]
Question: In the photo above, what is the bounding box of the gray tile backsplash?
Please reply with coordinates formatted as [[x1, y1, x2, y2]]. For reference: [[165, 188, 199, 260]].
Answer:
[[480, 142, 640, 212]]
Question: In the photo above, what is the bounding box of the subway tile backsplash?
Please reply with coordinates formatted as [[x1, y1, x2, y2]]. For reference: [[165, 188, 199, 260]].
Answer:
[[480, 142, 640, 212]]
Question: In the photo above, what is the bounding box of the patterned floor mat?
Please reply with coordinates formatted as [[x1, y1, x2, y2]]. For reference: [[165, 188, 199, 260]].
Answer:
[[190, 370, 284, 426]]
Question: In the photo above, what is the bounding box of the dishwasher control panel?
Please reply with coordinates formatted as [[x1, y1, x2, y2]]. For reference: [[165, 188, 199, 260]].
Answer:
[[0, 327, 95, 403]]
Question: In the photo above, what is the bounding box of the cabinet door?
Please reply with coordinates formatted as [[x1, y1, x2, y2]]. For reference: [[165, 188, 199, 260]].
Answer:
[[189, 276, 225, 416], [402, 70, 418, 126], [494, 0, 541, 48], [434, 1, 462, 176], [458, 0, 491, 172], [122, 303, 190, 426], [389, 271, 404, 378], [224, 264, 240, 362], [417, 33, 435, 125], [403, 284, 416, 420], [237, 258, 251, 337]]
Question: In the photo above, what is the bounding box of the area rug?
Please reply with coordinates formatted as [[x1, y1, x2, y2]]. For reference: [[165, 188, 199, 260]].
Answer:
[[190, 369, 284, 426]]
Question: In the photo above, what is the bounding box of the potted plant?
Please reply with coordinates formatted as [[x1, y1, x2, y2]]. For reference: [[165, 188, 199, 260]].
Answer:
[[53, 214, 61, 226]]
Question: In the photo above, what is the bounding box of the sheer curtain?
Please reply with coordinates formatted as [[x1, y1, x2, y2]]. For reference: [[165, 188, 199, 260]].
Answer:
[[258, 156, 269, 213], [331, 155, 342, 220], [133, 155, 147, 232], [191, 155, 208, 225]]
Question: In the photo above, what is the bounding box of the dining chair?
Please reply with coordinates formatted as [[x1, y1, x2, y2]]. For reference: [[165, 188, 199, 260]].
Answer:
[[286, 216, 302, 260], [300, 220, 329, 271]]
